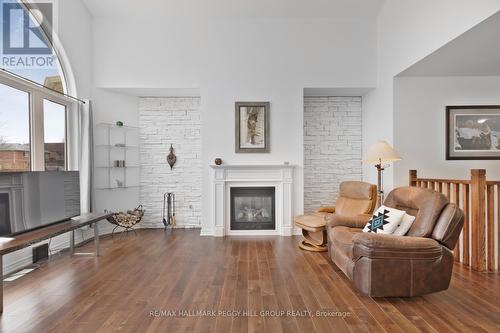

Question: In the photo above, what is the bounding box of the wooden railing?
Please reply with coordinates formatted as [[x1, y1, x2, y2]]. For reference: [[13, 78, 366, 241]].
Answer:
[[409, 169, 498, 272]]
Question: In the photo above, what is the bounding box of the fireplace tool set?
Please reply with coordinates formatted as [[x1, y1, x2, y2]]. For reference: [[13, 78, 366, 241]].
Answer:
[[162, 192, 176, 229]]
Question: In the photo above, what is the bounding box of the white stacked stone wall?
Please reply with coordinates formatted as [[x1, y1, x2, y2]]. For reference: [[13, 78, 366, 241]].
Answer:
[[304, 96, 362, 213], [139, 97, 202, 228]]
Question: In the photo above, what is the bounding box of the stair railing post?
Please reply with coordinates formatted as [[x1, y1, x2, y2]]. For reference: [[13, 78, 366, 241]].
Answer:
[[470, 169, 486, 272], [409, 170, 417, 187]]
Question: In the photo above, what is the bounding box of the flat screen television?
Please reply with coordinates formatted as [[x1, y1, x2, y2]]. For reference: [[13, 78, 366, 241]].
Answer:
[[0, 171, 80, 237]]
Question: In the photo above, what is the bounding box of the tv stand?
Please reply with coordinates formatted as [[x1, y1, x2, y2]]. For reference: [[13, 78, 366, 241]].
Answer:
[[0, 212, 112, 313]]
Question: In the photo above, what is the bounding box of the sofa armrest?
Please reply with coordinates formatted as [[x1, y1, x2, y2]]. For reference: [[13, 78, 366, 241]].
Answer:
[[316, 206, 336, 214], [326, 213, 371, 229], [352, 233, 442, 260]]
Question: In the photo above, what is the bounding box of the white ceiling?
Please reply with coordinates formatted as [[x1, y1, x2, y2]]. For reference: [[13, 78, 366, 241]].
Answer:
[[82, 0, 385, 19], [399, 11, 500, 77]]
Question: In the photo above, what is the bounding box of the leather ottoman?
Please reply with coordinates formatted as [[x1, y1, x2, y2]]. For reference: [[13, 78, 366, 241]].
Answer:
[[295, 214, 328, 252]]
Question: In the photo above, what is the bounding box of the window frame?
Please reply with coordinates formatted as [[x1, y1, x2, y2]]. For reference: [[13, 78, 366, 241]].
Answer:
[[0, 70, 76, 172], [0, 76, 32, 171], [42, 97, 68, 171]]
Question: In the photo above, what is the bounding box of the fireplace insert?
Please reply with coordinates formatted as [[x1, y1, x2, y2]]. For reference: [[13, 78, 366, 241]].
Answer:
[[230, 187, 275, 230]]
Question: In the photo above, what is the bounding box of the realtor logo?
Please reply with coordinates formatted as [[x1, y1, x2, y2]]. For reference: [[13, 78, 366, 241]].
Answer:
[[1, 0, 56, 68]]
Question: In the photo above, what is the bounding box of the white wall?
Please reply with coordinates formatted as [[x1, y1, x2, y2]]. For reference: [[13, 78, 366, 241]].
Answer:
[[57, 0, 93, 98], [303, 97, 362, 213], [58, 0, 141, 215], [91, 89, 139, 213], [363, 1, 500, 189], [394, 76, 500, 186], [91, 17, 379, 229], [58, 1, 141, 215]]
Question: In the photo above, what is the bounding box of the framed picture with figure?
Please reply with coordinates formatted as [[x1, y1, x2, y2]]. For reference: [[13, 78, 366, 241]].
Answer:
[[235, 102, 270, 153], [446, 105, 500, 160]]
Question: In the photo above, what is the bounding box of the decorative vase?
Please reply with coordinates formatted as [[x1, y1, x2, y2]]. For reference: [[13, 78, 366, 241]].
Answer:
[[167, 145, 177, 169], [214, 158, 222, 165]]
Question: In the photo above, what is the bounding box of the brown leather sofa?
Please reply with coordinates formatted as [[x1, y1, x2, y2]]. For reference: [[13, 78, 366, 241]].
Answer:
[[326, 186, 464, 297], [295, 181, 377, 251]]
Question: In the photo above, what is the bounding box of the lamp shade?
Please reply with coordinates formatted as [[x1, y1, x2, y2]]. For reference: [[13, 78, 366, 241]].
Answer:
[[364, 140, 401, 163]]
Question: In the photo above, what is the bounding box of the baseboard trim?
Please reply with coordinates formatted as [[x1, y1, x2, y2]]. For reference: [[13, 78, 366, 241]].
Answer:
[[199, 229, 214, 236], [3, 256, 33, 275]]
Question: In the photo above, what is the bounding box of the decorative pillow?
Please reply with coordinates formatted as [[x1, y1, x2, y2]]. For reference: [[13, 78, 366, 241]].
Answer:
[[362, 205, 406, 234], [393, 213, 416, 236]]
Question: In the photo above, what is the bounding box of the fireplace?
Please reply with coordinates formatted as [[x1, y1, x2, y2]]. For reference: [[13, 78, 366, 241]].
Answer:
[[207, 164, 294, 237], [230, 187, 275, 230]]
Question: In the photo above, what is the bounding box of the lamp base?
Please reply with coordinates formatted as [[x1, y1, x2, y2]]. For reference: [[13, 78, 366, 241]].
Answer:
[[375, 163, 384, 207]]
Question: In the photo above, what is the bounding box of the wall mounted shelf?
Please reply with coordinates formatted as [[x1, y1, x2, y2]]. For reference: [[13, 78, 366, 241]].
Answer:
[[95, 166, 140, 169], [96, 123, 139, 131], [94, 123, 140, 190], [95, 144, 139, 149], [96, 185, 140, 190]]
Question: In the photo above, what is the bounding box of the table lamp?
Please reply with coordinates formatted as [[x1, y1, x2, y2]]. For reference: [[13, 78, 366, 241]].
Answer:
[[364, 141, 401, 206]]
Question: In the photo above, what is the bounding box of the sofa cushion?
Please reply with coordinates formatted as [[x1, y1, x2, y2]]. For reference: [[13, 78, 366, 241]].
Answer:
[[335, 197, 374, 216], [327, 213, 372, 229], [339, 181, 376, 200], [329, 226, 362, 278], [432, 203, 464, 250], [352, 233, 443, 261], [335, 181, 377, 216], [384, 186, 448, 237]]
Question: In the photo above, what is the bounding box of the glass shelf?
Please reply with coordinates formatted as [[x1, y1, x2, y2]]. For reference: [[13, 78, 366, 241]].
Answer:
[[96, 123, 139, 131], [94, 122, 139, 191], [95, 144, 139, 149], [95, 166, 140, 169], [96, 185, 140, 190]]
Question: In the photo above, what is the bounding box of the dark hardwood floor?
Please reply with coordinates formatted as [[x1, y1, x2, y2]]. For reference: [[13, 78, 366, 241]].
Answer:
[[1, 229, 499, 333]]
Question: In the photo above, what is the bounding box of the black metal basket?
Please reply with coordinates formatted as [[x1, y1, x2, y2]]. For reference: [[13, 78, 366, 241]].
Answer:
[[106, 205, 145, 235]]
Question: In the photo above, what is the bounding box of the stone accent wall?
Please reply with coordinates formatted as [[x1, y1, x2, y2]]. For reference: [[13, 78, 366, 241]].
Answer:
[[303, 96, 362, 213], [139, 97, 202, 228]]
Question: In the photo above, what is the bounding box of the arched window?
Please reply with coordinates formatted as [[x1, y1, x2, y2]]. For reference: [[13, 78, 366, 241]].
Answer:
[[0, 0, 68, 93], [0, 0, 78, 172]]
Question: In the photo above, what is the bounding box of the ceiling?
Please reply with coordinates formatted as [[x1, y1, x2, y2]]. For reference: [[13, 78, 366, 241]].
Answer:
[[399, 11, 500, 77], [82, 0, 385, 19]]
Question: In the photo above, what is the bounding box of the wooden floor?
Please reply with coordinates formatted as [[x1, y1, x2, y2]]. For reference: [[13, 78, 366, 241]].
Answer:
[[1, 229, 499, 333]]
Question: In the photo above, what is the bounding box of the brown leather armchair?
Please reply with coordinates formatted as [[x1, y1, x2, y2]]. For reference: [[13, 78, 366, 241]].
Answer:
[[295, 181, 377, 251], [326, 186, 464, 297]]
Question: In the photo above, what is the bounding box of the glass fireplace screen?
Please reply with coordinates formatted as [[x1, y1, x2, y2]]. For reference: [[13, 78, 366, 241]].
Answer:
[[230, 187, 275, 230]]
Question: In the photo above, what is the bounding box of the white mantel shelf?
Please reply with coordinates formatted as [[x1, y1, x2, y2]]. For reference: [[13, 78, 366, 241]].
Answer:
[[203, 164, 295, 237]]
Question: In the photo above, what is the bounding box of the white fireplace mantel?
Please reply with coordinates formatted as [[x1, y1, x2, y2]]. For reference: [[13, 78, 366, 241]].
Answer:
[[202, 164, 295, 237]]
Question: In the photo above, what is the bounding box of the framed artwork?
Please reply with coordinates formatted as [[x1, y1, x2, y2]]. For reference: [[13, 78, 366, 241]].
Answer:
[[235, 102, 270, 153], [446, 105, 500, 160]]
